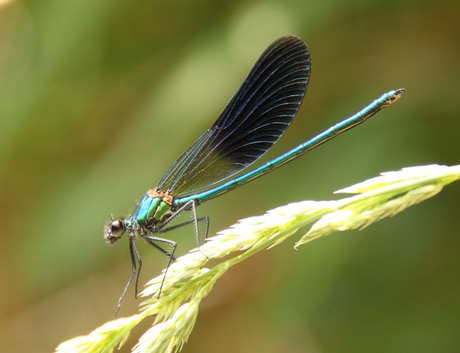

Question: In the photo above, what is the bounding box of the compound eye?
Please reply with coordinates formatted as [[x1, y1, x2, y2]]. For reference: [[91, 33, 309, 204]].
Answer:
[[110, 220, 125, 238]]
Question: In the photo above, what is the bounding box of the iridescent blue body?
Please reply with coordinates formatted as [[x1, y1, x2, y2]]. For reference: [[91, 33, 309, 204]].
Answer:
[[104, 36, 404, 316], [126, 89, 404, 232]]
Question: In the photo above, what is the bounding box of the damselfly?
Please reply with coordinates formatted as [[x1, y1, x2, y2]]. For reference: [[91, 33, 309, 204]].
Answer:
[[105, 36, 404, 315]]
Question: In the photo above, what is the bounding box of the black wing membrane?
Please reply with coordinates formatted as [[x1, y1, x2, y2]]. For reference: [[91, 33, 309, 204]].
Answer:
[[157, 36, 311, 197]]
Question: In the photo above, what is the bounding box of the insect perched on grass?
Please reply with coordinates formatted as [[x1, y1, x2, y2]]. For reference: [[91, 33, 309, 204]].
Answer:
[[104, 36, 404, 315]]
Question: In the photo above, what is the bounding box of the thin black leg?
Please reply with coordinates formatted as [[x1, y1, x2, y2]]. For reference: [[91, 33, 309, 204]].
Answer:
[[114, 235, 140, 318], [132, 238, 142, 298], [141, 234, 177, 298], [151, 199, 210, 247], [154, 216, 208, 237], [202, 216, 210, 243], [142, 235, 176, 259], [155, 200, 196, 230]]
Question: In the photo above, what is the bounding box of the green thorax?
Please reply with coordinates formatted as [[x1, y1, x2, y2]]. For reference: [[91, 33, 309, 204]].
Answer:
[[132, 188, 174, 226]]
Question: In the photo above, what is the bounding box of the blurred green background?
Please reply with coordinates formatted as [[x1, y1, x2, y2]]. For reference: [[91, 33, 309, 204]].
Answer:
[[0, 0, 458, 352]]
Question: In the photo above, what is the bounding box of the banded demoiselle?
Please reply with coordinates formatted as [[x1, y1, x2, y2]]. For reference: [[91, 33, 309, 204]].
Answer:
[[105, 36, 404, 314]]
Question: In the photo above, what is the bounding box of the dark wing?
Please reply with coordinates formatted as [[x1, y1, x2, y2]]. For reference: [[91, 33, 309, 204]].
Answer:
[[157, 36, 311, 197]]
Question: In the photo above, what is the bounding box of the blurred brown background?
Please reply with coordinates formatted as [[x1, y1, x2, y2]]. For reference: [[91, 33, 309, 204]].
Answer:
[[0, 0, 458, 352]]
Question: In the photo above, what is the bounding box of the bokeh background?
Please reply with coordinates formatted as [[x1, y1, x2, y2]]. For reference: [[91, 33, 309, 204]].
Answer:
[[0, 0, 458, 352]]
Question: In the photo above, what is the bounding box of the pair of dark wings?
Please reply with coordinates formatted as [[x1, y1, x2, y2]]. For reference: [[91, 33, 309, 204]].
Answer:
[[156, 36, 311, 197]]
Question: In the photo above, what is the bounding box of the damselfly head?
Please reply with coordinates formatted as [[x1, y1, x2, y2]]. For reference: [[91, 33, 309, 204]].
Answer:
[[104, 219, 125, 243]]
